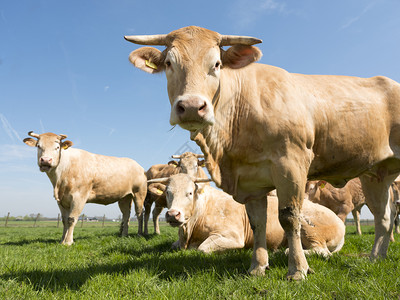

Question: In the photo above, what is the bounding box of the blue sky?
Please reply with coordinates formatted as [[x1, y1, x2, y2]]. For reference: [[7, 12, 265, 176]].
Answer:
[[1, 0, 399, 219]]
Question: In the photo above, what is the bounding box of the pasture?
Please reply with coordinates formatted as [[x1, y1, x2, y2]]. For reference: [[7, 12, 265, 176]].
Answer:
[[0, 223, 399, 299]]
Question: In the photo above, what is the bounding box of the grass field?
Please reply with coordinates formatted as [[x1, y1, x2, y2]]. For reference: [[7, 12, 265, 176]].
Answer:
[[0, 223, 399, 299]]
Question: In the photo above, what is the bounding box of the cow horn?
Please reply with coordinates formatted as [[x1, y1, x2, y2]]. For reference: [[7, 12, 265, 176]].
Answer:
[[195, 154, 204, 158], [124, 34, 167, 45], [59, 134, 68, 141], [147, 177, 170, 184], [171, 155, 181, 159], [28, 131, 40, 139], [194, 178, 212, 183], [220, 35, 262, 46]]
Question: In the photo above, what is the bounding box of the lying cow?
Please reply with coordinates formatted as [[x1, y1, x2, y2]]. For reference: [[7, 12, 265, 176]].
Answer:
[[150, 174, 345, 257], [126, 26, 400, 280], [307, 178, 366, 235], [23, 131, 147, 245], [144, 152, 208, 235]]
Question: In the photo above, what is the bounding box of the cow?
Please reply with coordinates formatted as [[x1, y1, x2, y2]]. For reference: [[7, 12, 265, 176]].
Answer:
[[125, 26, 400, 280], [23, 131, 147, 245], [390, 181, 400, 236], [150, 174, 345, 257], [143, 152, 207, 235], [307, 178, 366, 235]]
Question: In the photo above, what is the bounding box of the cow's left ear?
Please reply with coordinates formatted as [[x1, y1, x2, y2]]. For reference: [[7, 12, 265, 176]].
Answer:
[[198, 159, 205, 167], [222, 45, 262, 69], [23, 138, 37, 147], [129, 47, 165, 74], [61, 140, 73, 150]]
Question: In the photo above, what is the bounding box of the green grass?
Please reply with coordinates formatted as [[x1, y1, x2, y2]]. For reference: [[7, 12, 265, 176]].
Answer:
[[0, 224, 399, 299]]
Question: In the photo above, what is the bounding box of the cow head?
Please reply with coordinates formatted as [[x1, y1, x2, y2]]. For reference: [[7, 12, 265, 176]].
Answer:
[[23, 131, 73, 172], [171, 152, 205, 177], [148, 173, 211, 227], [125, 26, 262, 131]]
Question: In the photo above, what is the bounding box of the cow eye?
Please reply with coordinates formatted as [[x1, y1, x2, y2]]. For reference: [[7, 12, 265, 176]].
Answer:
[[55, 145, 60, 150], [165, 61, 171, 67], [215, 61, 221, 69]]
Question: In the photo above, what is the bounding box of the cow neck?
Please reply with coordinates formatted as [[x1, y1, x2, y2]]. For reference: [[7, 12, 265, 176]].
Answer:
[[46, 148, 73, 201], [181, 185, 208, 248], [190, 69, 244, 195]]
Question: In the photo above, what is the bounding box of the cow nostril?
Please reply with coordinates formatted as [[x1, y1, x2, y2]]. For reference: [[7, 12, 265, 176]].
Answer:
[[199, 102, 207, 111], [176, 101, 185, 115]]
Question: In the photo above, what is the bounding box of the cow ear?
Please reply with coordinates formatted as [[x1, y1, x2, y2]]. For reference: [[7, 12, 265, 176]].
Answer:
[[168, 160, 179, 166], [23, 138, 37, 147], [148, 183, 166, 196], [129, 47, 165, 74], [222, 45, 262, 69], [61, 140, 73, 150], [198, 159, 205, 167]]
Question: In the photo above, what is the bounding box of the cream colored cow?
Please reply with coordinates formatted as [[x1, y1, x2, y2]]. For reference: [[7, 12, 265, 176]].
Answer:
[[151, 174, 345, 257], [23, 131, 147, 245], [126, 26, 400, 280]]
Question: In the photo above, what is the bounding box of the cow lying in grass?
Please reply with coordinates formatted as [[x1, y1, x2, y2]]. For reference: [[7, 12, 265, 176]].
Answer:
[[144, 152, 208, 235], [23, 131, 147, 245], [149, 174, 345, 257]]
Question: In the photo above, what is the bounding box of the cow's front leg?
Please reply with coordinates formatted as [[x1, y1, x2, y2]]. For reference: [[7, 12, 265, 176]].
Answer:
[[360, 174, 397, 259], [61, 197, 85, 245], [245, 197, 268, 276], [273, 163, 309, 280], [152, 204, 164, 235], [198, 234, 245, 253], [58, 203, 68, 243]]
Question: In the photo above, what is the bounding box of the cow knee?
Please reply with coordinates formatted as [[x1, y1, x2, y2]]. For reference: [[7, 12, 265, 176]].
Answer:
[[279, 207, 300, 232], [67, 217, 75, 226]]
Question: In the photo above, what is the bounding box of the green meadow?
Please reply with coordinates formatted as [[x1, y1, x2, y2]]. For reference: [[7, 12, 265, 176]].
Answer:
[[0, 224, 399, 299]]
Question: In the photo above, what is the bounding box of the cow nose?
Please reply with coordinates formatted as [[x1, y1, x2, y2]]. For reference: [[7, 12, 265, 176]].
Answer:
[[176, 98, 208, 120], [166, 209, 181, 221], [40, 157, 52, 165]]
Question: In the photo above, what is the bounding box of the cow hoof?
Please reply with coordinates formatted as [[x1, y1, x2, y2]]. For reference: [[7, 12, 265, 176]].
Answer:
[[248, 265, 269, 276], [286, 267, 314, 281]]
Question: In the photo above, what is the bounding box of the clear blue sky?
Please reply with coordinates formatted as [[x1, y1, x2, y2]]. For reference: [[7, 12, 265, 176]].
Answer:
[[1, 0, 399, 219]]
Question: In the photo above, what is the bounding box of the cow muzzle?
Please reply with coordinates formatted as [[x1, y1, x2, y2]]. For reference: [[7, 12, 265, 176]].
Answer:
[[170, 96, 215, 131], [39, 157, 53, 172], [165, 209, 183, 227]]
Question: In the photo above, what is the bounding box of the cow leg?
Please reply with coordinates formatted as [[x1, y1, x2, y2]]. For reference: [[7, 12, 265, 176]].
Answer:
[[58, 203, 69, 243], [133, 184, 147, 235], [118, 197, 132, 237], [245, 197, 269, 276], [143, 196, 153, 235], [198, 234, 245, 253], [62, 197, 85, 245], [360, 174, 396, 259], [273, 163, 309, 281], [352, 208, 362, 235], [152, 204, 164, 235]]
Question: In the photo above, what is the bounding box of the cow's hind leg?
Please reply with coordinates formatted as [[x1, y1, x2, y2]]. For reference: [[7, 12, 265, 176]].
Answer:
[[360, 174, 397, 259], [152, 204, 164, 235], [143, 194, 154, 235], [118, 196, 132, 237], [245, 197, 269, 276], [352, 208, 362, 235], [133, 182, 147, 235]]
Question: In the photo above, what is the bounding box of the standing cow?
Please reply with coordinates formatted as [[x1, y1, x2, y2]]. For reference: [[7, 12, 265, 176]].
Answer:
[[23, 131, 147, 245], [144, 152, 207, 235], [307, 178, 366, 235], [151, 174, 345, 257], [125, 26, 400, 280]]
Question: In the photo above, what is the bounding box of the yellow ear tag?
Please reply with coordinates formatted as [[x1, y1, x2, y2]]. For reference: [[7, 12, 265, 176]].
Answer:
[[62, 145, 69, 150], [156, 189, 164, 195], [199, 189, 205, 194], [145, 60, 158, 70], [319, 183, 325, 189]]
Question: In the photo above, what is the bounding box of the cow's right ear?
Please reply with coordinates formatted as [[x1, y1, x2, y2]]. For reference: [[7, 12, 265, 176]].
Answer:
[[198, 159, 205, 167], [23, 138, 37, 147], [222, 45, 262, 69], [167, 160, 179, 167], [129, 47, 165, 74]]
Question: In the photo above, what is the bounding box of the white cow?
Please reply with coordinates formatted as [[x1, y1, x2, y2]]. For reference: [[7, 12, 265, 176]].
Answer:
[[23, 131, 147, 245]]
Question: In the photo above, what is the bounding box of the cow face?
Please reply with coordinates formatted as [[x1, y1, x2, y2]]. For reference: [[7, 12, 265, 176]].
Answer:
[[23, 132, 73, 172], [165, 174, 201, 227], [126, 26, 262, 131], [178, 152, 205, 177]]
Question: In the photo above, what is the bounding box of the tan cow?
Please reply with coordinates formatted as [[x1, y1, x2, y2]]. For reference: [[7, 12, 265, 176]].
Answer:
[[150, 174, 345, 257], [144, 152, 207, 235], [125, 26, 400, 280], [307, 178, 366, 235], [23, 131, 147, 245]]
